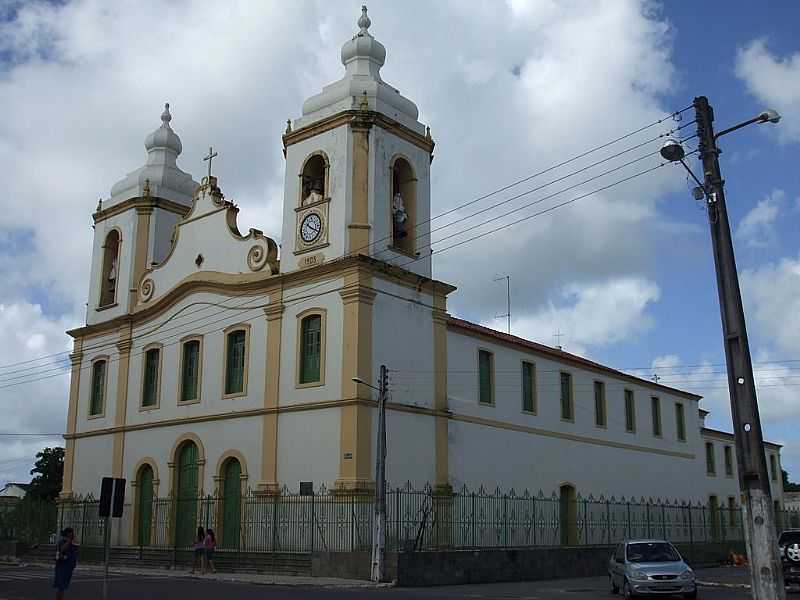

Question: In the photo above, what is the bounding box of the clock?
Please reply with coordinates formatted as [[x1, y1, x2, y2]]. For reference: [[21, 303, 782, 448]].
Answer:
[[300, 212, 322, 243]]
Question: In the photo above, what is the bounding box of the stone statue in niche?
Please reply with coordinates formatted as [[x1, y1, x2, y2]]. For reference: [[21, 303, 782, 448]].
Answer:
[[303, 179, 324, 206], [392, 191, 408, 240], [107, 257, 117, 293]]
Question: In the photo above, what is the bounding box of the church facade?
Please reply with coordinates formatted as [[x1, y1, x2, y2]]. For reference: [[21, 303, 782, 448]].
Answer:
[[61, 8, 784, 544]]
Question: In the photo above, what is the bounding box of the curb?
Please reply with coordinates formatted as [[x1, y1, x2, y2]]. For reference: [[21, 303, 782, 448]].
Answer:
[[21, 560, 391, 589], [697, 580, 750, 590]]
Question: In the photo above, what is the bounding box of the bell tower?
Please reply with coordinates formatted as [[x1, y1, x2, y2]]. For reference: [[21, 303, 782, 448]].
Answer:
[[281, 6, 434, 276], [87, 104, 198, 325]]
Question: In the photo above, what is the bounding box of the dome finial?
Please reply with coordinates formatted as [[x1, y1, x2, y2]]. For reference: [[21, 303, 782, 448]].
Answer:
[[357, 5, 371, 35], [161, 103, 172, 127]]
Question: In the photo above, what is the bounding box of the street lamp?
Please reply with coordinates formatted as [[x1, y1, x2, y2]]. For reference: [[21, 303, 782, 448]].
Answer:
[[353, 365, 388, 583], [662, 97, 784, 599]]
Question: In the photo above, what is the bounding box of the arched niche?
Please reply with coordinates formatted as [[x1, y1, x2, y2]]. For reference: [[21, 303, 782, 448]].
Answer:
[[299, 153, 329, 206], [390, 156, 416, 255], [99, 229, 121, 307]]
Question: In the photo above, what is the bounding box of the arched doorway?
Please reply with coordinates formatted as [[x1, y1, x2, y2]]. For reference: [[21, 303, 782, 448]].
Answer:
[[136, 464, 154, 546], [175, 441, 199, 547], [220, 458, 242, 548], [559, 484, 578, 546]]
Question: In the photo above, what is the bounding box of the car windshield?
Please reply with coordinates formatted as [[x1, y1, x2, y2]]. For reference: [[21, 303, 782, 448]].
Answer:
[[779, 532, 800, 546], [626, 542, 681, 563]]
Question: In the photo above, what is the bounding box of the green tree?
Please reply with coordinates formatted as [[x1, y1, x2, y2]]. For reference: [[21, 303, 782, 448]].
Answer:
[[27, 446, 64, 500], [782, 469, 800, 492]]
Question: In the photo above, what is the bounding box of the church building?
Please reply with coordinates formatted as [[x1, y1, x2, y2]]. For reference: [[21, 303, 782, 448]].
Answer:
[[61, 7, 784, 545]]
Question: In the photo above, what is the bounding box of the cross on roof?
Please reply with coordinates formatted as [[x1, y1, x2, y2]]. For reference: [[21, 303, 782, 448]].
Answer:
[[203, 146, 218, 179], [553, 329, 564, 349]]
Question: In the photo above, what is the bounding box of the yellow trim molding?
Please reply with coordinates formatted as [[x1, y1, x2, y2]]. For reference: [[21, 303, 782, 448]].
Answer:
[[112, 328, 133, 478], [258, 298, 284, 494], [60, 338, 84, 499]]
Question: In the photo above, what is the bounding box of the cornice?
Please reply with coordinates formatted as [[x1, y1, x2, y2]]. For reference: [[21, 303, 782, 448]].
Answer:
[[93, 196, 190, 223]]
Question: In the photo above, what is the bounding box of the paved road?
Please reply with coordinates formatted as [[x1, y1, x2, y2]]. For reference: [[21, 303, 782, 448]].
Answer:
[[0, 565, 752, 599]]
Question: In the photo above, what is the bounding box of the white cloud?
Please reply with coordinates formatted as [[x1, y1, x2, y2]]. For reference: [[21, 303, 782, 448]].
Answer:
[[736, 189, 783, 247], [499, 277, 661, 355], [735, 39, 800, 144], [0, 302, 72, 486]]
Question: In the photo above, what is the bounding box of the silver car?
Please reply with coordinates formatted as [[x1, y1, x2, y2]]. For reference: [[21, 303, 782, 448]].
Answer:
[[609, 539, 697, 599]]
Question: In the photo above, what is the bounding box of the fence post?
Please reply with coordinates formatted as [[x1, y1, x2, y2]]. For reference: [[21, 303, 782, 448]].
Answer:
[[583, 498, 588, 546], [350, 494, 354, 552], [310, 493, 315, 554], [701, 505, 707, 543], [661, 503, 666, 540], [626, 501, 631, 539], [395, 488, 400, 550], [503, 494, 508, 547], [532, 495, 537, 547], [606, 500, 611, 547], [687, 504, 693, 562], [471, 492, 476, 548], [646, 502, 651, 539]]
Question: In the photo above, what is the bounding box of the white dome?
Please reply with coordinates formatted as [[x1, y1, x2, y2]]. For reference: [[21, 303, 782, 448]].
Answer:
[[297, 6, 422, 133], [108, 103, 199, 206]]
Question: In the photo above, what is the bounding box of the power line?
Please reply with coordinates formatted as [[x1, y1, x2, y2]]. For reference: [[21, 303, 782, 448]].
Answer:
[[0, 108, 694, 375]]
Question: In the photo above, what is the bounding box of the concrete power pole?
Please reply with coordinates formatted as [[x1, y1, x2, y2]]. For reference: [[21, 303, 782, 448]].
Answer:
[[371, 364, 388, 583], [694, 96, 785, 599]]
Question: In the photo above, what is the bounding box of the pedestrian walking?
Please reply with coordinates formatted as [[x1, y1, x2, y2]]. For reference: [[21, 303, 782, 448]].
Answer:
[[53, 527, 78, 600], [202, 529, 217, 574], [191, 526, 205, 573]]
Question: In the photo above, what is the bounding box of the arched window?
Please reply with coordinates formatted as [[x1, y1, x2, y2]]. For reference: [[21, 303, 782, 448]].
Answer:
[[179, 338, 202, 404], [99, 230, 121, 307], [174, 441, 199, 548], [224, 326, 249, 397], [390, 157, 416, 254], [136, 464, 155, 546], [89, 359, 107, 417], [298, 312, 325, 386], [300, 154, 328, 206], [220, 457, 242, 548], [141, 346, 161, 409]]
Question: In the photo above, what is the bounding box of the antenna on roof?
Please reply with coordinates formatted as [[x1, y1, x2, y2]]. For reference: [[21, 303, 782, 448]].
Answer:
[[493, 275, 511, 334]]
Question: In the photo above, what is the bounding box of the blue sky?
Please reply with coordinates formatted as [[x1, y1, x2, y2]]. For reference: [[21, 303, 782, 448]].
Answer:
[[0, 0, 797, 485]]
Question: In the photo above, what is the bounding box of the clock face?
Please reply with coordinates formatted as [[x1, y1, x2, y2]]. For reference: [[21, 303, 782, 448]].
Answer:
[[300, 212, 322, 243]]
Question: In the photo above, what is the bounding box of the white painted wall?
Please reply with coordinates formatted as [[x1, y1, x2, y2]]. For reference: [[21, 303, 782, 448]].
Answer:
[[75, 330, 120, 433], [71, 435, 114, 496], [277, 408, 341, 491]]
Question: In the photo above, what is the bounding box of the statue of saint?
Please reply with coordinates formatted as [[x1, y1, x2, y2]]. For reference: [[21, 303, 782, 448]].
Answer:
[[392, 192, 408, 240], [107, 257, 117, 293], [304, 179, 324, 205]]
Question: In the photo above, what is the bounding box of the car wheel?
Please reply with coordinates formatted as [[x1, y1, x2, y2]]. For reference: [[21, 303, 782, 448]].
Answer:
[[623, 580, 636, 599], [787, 543, 800, 563], [610, 575, 619, 594]]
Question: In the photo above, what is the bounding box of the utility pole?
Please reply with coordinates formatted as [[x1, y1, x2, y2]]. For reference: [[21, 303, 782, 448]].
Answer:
[[370, 366, 388, 582], [694, 96, 785, 599], [494, 275, 511, 334]]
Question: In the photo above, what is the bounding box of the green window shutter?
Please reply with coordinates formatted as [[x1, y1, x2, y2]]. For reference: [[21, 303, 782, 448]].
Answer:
[[651, 397, 661, 436], [478, 350, 493, 404], [594, 381, 606, 427], [624, 390, 635, 432], [522, 362, 534, 412], [225, 330, 246, 394], [560, 372, 572, 420], [299, 315, 322, 384], [706, 442, 716, 474], [137, 465, 154, 546], [90, 361, 106, 416], [724, 446, 733, 476], [181, 341, 200, 402], [142, 349, 160, 407], [221, 459, 242, 548], [675, 403, 686, 440]]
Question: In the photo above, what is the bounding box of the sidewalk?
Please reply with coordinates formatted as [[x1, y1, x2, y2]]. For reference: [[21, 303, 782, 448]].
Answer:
[[17, 559, 391, 589]]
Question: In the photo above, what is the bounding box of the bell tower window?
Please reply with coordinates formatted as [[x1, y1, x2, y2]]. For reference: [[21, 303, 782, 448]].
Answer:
[[390, 157, 416, 255], [300, 154, 328, 206], [99, 230, 121, 307]]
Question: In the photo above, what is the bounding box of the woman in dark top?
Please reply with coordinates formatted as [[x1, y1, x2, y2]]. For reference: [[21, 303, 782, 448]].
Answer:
[[53, 527, 78, 599]]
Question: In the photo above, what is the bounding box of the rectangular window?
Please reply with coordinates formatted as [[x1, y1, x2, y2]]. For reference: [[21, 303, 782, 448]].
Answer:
[[675, 402, 686, 441], [594, 381, 606, 427], [728, 497, 737, 527], [706, 442, 716, 475], [724, 445, 734, 477], [560, 372, 573, 421], [142, 348, 160, 407], [299, 315, 322, 384], [770, 455, 778, 481], [651, 396, 662, 437], [521, 361, 536, 413], [89, 360, 106, 416], [225, 330, 247, 395], [180, 340, 200, 402], [478, 350, 493, 405], [624, 389, 635, 432]]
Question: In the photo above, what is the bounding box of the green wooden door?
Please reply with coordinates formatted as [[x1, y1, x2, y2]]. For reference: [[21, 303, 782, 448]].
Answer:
[[137, 465, 154, 546], [221, 459, 242, 548], [175, 442, 199, 547]]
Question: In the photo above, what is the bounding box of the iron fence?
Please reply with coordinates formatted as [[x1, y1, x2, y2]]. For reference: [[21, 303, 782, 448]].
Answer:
[[4, 484, 799, 553]]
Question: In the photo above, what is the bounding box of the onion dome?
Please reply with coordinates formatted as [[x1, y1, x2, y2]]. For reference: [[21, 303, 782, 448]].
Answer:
[[298, 6, 423, 134], [108, 103, 199, 206]]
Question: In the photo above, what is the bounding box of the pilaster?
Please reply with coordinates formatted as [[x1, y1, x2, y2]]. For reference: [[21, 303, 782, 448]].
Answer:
[[432, 291, 450, 489], [112, 325, 133, 478], [60, 338, 84, 500], [348, 119, 372, 253], [257, 295, 284, 495]]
